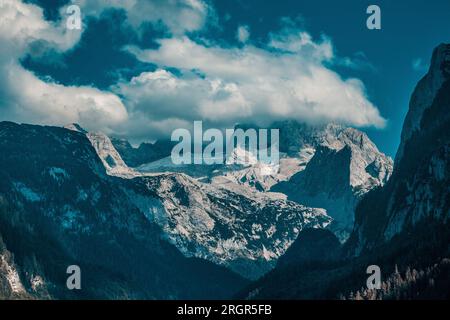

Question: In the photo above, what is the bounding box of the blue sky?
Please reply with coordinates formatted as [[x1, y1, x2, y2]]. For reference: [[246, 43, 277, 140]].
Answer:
[[2, 0, 450, 157]]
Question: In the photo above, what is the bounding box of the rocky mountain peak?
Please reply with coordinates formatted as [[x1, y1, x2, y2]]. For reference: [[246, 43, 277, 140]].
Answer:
[[396, 43, 450, 164], [347, 43, 450, 256], [430, 43, 450, 79]]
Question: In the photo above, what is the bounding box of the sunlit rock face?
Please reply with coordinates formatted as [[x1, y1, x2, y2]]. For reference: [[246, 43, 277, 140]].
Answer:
[[120, 120, 392, 243], [268, 122, 392, 241]]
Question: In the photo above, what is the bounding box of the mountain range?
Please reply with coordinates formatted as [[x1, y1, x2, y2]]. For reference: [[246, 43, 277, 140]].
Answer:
[[238, 43, 450, 299], [0, 43, 448, 299]]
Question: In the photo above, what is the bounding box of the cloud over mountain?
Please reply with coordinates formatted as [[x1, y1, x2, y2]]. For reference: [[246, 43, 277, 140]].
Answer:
[[119, 31, 385, 137], [0, 0, 386, 140]]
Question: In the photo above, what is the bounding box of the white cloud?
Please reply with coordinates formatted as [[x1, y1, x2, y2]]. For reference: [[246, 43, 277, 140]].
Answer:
[[237, 25, 250, 43], [74, 0, 212, 35], [119, 32, 386, 137], [0, 0, 128, 133], [269, 30, 333, 61], [0, 0, 386, 141], [2, 63, 128, 132], [0, 0, 81, 55]]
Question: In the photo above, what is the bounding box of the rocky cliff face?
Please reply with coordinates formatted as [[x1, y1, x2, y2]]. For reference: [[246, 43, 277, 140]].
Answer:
[[133, 121, 392, 242], [238, 44, 450, 301], [0, 120, 331, 295], [347, 43, 450, 255], [110, 138, 174, 168], [396, 44, 450, 164], [125, 173, 331, 279], [0, 122, 247, 299], [74, 125, 332, 279], [270, 123, 392, 240]]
